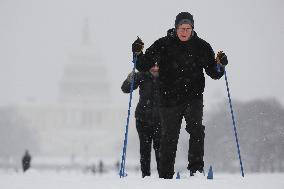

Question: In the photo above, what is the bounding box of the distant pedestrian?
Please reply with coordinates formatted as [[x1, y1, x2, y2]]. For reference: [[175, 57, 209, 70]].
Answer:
[[99, 160, 104, 174], [22, 150, 32, 172], [115, 160, 120, 172]]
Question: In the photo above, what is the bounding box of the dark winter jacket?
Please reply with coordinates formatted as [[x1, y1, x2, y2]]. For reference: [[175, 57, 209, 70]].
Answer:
[[136, 29, 224, 106], [121, 72, 160, 122]]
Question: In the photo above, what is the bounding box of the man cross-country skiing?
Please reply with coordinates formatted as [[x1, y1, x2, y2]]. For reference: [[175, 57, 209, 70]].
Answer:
[[132, 12, 228, 179]]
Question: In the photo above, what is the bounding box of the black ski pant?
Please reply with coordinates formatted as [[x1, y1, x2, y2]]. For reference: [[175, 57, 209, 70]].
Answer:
[[136, 119, 161, 177], [158, 98, 205, 179]]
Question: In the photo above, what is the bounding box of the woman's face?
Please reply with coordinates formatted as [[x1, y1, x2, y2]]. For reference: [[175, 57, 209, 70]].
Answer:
[[176, 24, 193, 42], [150, 64, 159, 72], [150, 64, 159, 77]]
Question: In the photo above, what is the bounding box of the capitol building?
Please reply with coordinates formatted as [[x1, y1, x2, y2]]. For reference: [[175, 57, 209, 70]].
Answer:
[[10, 19, 130, 160]]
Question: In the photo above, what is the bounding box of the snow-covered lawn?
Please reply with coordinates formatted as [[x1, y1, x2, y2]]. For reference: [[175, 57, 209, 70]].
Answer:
[[1, 169, 283, 189]]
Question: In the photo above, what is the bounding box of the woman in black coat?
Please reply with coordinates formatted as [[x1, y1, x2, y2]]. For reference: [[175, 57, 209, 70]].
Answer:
[[121, 64, 160, 178]]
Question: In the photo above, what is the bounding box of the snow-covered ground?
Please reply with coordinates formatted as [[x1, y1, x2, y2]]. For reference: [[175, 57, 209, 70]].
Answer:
[[1, 169, 283, 189]]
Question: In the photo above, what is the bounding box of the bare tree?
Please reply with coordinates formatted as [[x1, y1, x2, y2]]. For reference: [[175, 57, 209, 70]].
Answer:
[[203, 98, 284, 173]]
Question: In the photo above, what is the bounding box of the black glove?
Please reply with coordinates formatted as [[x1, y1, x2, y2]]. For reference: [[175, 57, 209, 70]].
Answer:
[[216, 51, 228, 66], [132, 37, 144, 54]]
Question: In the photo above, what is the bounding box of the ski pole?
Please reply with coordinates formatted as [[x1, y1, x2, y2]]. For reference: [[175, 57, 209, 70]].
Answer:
[[119, 53, 137, 178], [222, 66, 245, 177]]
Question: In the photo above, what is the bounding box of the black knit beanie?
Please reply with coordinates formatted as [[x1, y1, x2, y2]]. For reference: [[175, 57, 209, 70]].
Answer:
[[175, 12, 194, 28]]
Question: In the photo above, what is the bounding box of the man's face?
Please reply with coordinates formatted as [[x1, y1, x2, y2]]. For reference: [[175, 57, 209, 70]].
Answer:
[[176, 24, 193, 42]]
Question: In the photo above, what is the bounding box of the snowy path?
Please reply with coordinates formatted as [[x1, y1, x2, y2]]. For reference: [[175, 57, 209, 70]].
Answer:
[[1, 170, 283, 189]]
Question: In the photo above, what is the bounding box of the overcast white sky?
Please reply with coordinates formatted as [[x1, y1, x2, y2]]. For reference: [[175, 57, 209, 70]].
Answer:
[[0, 0, 284, 110]]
